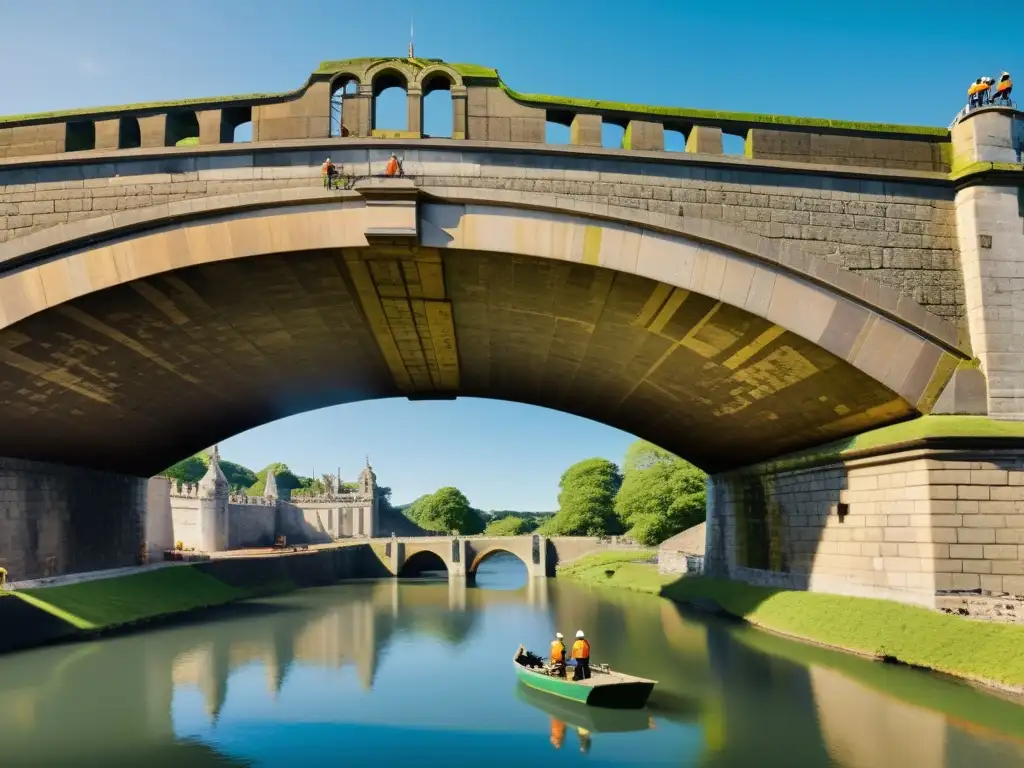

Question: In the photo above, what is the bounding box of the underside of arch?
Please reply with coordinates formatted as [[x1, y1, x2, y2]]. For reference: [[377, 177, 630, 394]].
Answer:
[[469, 548, 528, 574], [0, 198, 960, 477], [399, 550, 449, 577]]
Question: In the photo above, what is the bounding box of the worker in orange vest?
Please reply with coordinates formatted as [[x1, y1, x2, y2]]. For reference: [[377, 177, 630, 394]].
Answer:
[[385, 153, 401, 177], [993, 72, 1013, 106], [968, 78, 988, 109], [321, 157, 336, 188], [571, 629, 591, 680], [549, 632, 567, 677]]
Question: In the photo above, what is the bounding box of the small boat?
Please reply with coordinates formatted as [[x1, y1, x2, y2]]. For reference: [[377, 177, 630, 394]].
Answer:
[[514, 682, 655, 732], [513, 644, 657, 709]]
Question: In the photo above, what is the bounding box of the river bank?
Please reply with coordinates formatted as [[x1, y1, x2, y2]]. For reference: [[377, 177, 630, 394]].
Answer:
[[557, 550, 1024, 698], [0, 544, 390, 655]]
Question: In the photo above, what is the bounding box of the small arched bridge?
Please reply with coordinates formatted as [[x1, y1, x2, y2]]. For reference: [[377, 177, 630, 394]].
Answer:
[[372, 535, 625, 579]]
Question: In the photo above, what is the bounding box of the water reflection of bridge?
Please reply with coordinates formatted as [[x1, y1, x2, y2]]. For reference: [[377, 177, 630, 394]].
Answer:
[[1, 578, 1024, 766]]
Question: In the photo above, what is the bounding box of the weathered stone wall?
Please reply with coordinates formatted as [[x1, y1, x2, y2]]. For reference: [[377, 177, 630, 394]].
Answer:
[[144, 477, 174, 557], [227, 503, 276, 548], [0, 145, 964, 321], [0, 456, 146, 580], [709, 447, 1024, 608]]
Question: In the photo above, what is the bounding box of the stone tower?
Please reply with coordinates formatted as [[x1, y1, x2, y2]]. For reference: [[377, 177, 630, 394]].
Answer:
[[360, 457, 379, 537], [198, 445, 229, 552], [264, 469, 279, 500]]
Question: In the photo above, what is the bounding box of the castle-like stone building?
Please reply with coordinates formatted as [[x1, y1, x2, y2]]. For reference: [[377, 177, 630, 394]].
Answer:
[[150, 452, 381, 553]]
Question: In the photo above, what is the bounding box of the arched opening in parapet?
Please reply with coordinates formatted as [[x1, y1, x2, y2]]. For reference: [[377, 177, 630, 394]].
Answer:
[[118, 116, 141, 149], [421, 73, 453, 138], [545, 117, 571, 145], [723, 132, 746, 156], [664, 126, 686, 152], [221, 106, 252, 143], [399, 550, 449, 578], [602, 120, 626, 150], [371, 70, 408, 134], [330, 76, 359, 137], [165, 110, 200, 147], [65, 120, 95, 152], [471, 550, 528, 590]]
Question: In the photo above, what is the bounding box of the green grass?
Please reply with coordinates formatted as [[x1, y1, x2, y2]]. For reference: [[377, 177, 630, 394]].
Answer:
[[557, 550, 671, 595], [661, 576, 1024, 689], [18, 565, 247, 630], [757, 415, 1024, 474]]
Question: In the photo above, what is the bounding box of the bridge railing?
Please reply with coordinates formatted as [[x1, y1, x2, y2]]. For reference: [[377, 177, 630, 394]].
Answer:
[[0, 60, 952, 174]]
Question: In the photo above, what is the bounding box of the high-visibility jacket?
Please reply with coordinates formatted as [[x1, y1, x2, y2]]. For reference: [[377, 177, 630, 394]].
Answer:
[[968, 82, 987, 96], [571, 638, 591, 660], [321, 161, 334, 175], [385, 157, 400, 176], [997, 78, 1012, 93], [550, 640, 566, 663]]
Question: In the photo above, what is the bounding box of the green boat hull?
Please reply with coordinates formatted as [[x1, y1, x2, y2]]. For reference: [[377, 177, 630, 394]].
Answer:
[[514, 664, 655, 709], [514, 682, 654, 732]]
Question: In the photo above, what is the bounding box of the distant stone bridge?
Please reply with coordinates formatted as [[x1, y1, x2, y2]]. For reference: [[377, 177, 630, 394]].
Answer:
[[371, 535, 629, 578]]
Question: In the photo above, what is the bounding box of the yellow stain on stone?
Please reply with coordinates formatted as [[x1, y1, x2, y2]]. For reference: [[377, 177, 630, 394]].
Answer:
[[677, 302, 723, 357], [55, 306, 202, 385], [0, 347, 115, 405], [130, 282, 191, 326], [425, 301, 460, 389], [631, 283, 674, 329], [344, 256, 414, 392], [714, 346, 819, 416], [648, 289, 691, 334], [417, 261, 446, 300], [582, 226, 603, 266], [816, 398, 911, 439], [916, 351, 960, 413], [723, 325, 786, 370]]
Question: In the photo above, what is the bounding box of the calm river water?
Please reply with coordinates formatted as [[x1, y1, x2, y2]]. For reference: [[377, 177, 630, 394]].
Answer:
[[2, 553, 1024, 767]]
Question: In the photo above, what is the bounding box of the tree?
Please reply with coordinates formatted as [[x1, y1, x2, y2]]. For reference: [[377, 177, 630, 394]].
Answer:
[[162, 450, 256, 493], [539, 458, 622, 537], [247, 462, 301, 496], [163, 454, 206, 485], [406, 487, 485, 535], [614, 441, 707, 546], [484, 515, 538, 536]]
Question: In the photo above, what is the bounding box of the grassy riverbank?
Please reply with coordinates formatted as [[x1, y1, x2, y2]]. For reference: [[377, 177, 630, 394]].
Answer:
[[557, 551, 1024, 691]]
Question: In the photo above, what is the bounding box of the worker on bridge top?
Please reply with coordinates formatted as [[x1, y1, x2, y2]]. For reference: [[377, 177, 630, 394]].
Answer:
[[321, 157, 336, 189], [550, 631, 567, 677], [994, 72, 1013, 105], [571, 629, 591, 681], [968, 77, 989, 109], [385, 152, 401, 177]]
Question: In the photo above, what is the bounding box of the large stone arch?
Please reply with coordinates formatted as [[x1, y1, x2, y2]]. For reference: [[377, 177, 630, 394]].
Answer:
[[0, 189, 962, 475], [467, 546, 529, 575]]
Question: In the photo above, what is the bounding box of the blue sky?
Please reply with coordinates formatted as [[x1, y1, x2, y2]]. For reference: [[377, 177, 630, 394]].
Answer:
[[1, 1, 1018, 509]]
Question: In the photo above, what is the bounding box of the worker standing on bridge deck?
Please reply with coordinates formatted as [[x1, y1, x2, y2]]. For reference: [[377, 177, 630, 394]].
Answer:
[[550, 632, 567, 677], [993, 72, 1013, 105], [571, 629, 591, 681], [385, 152, 401, 177], [321, 157, 336, 188]]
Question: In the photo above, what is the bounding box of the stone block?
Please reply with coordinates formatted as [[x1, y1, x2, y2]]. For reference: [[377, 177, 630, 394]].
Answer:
[[570, 115, 602, 147], [622, 120, 663, 151], [685, 126, 723, 155]]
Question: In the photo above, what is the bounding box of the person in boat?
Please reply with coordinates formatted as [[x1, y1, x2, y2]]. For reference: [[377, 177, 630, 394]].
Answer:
[[571, 629, 591, 680], [550, 632, 567, 677]]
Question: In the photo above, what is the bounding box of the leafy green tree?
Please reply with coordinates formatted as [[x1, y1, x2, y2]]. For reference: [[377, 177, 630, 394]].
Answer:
[[406, 487, 485, 534], [539, 458, 622, 537], [162, 454, 206, 484], [248, 462, 301, 496], [162, 450, 256, 493], [484, 515, 538, 536], [615, 441, 707, 546]]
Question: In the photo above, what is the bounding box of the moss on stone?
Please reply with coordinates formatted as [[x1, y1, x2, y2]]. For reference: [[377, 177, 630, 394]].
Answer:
[[175, 136, 199, 147], [499, 83, 949, 138], [949, 160, 1024, 181]]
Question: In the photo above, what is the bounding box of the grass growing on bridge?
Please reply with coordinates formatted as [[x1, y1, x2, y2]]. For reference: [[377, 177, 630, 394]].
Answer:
[[556, 550, 666, 594], [18, 565, 246, 630]]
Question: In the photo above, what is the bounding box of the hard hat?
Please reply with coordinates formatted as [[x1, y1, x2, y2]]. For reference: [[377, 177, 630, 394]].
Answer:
[[555, 632, 563, 639], [575, 630, 585, 638]]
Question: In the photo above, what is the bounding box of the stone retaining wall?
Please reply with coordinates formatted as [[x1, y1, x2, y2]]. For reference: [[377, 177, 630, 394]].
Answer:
[[708, 447, 1024, 609], [0, 144, 964, 320]]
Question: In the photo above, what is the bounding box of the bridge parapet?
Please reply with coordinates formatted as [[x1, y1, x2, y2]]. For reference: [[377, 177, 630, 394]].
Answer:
[[0, 57, 954, 174]]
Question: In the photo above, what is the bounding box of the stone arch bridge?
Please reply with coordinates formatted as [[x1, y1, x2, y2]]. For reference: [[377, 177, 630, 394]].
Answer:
[[0, 56, 1022, 611], [373, 535, 622, 579]]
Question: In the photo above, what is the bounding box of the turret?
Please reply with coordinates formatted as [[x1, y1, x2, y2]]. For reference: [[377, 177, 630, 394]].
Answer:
[[198, 445, 229, 552], [264, 468, 279, 500]]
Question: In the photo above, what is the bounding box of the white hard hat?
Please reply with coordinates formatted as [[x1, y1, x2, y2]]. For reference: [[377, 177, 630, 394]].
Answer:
[[576, 630, 585, 638], [555, 632, 563, 639]]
